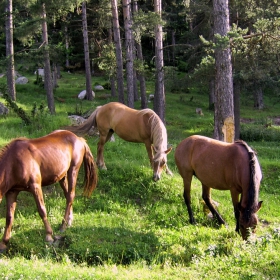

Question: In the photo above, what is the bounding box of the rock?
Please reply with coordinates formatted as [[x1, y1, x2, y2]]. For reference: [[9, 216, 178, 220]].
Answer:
[[35, 69, 44, 77], [78, 90, 95, 99], [94, 85, 104, 91], [0, 102, 9, 115], [15, 76, 28, 84]]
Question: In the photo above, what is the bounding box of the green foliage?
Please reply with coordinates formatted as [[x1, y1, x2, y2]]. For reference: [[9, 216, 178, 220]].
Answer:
[[3, 91, 31, 125]]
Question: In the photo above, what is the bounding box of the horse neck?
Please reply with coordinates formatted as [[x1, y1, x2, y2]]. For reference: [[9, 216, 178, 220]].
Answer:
[[0, 162, 8, 200]]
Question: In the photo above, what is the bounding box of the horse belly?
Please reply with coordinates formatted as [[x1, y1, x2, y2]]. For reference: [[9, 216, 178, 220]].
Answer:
[[194, 162, 231, 191]]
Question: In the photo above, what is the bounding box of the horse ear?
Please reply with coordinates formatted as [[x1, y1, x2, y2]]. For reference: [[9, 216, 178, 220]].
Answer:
[[165, 147, 172, 154], [256, 201, 263, 212]]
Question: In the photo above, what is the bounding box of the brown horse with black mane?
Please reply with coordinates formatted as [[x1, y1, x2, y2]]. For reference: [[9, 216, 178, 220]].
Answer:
[[0, 130, 98, 252], [174, 135, 262, 240], [64, 102, 172, 181]]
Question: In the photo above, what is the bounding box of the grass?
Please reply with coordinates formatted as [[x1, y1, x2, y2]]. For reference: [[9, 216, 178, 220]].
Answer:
[[0, 71, 280, 279]]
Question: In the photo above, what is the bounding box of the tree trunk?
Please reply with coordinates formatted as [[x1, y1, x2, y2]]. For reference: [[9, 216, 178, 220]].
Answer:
[[254, 85, 264, 110], [213, 0, 234, 142], [234, 79, 241, 140], [65, 25, 70, 68], [42, 3, 55, 114], [108, 26, 117, 98], [111, 0, 125, 104], [5, 0, 16, 101], [122, 0, 134, 108], [209, 78, 215, 110], [153, 0, 165, 122], [82, 1, 93, 101], [132, 0, 147, 109]]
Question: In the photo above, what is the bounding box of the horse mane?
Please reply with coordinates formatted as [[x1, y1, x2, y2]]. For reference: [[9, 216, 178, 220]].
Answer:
[[0, 138, 27, 161], [235, 140, 259, 223], [138, 109, 167, 162]]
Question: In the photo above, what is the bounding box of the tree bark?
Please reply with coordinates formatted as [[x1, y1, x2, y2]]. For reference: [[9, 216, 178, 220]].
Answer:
[[234, 79, 241, 140], [82, 1, 93, 101], [122, 0, 134, 108], [132, 0, 147, 109], [111, 0, 125, 104], [254, 85, 264, 110], [108, 26, 117, 98], [209, 78, 215, 110], [42, 3, 55, 114], [5, 0, 16, 101], [213, 0, 234, 142], [153, 0, 165, 122]]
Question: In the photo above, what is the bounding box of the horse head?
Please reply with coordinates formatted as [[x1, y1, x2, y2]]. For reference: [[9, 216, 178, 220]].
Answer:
[[238, 201, 262, 240], [152, 147, 172, 181]]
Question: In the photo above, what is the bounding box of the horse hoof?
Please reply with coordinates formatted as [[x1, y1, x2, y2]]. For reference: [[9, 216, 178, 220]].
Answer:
[[0, 244, 7, 254], [54, 235, 64, 241], [45, 235, 54, 244]]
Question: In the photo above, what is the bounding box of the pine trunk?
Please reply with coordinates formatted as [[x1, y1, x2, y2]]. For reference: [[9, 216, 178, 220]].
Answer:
[[122, 0, 134, 107], [132, 0, 147, 108], [153, 0, 165, 122], [213, 0, 234, 142], [111, 0, 125, 104], [82, 1, 93, 101], [42, 3, 55, 114], [5, 0, 16, 101]]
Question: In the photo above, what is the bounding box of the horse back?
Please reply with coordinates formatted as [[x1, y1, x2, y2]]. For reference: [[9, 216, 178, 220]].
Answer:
[[1, 130, 86, 187], [96, 102, 152, 142]]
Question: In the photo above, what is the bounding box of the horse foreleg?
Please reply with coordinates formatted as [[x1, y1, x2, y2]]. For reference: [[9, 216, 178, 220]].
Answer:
[[31, 184, 54, 243], [60, 169, 77, 232], [0, 191, 19, 253], [182, 176, 196, 224], [144, 142, 154, 167], [59, 177, 73, 231], [230, 189, 240, 233], [202, 185, 225, 225]]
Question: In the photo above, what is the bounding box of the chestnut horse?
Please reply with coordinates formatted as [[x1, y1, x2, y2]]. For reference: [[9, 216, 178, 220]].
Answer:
[[0, 130, 98, 252], [64, 102, 172, 181], [174, 135, 262, 240]]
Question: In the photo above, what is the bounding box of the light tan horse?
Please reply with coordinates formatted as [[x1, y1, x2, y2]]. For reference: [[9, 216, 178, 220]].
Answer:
[[64, 102, 172, 181], [174, 135, 262, 240], [0, 130, 98, 252]]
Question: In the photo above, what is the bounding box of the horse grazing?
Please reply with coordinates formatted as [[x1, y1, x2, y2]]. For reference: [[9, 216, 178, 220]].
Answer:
[[0, 130, 98, 252], [174, 135, 262, 240], [64, 102, 172, 181]]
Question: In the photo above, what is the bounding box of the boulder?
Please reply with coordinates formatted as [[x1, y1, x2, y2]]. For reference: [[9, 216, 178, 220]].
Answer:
[[35, 69, 44, 77], [94, 85, 104, 91], [0, 102, 9, 115], [15, 76, 28, 84], [78, 90, 95, 99]]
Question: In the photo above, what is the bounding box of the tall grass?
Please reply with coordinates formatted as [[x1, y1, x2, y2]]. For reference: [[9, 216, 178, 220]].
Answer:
[[0, 72, 279, 279]]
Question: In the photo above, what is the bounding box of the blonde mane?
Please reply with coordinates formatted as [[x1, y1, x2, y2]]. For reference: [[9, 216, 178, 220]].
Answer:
[[138, 109, 168, 162]]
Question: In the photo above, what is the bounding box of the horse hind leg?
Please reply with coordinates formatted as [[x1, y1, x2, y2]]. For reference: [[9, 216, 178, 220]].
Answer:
[[31, 183, 54, 243], [59, 176, 73, 232], [97, 130, 114, 170], [182, 174, 196, 224], [202, 184, 226, 225], [0, 190, 19, 253], [60, 168, 78, 233]]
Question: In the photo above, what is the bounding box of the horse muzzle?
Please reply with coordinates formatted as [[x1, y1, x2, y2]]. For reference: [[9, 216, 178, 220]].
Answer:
[[153, 174, 160, 181]]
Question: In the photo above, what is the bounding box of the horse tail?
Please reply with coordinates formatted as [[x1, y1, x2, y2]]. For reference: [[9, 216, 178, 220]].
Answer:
[[82, 141, 98, 197], [62, 107, 100, 136]]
